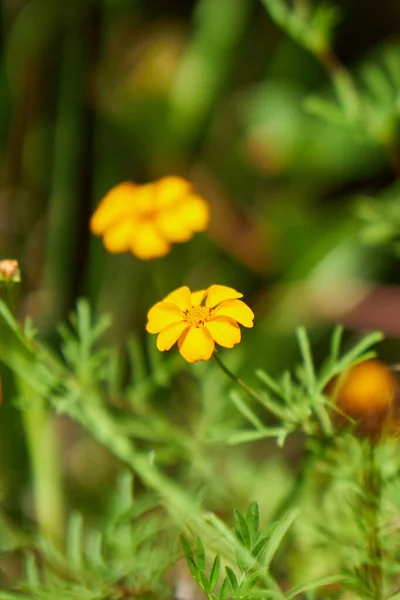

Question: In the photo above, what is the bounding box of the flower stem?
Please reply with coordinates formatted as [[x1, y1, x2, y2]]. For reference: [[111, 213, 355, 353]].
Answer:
[[21, 396, 65, 545], [212, 351, 262, 403]]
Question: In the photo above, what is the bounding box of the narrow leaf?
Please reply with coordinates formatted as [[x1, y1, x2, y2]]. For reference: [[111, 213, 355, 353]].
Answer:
[[288, 574, 346, 599], [180, 535, 195, 562], [226, 566, 239, 592], [196, 536, 206, 571], [230, 390, 265, 430], [252, 534, 269, 559], [246, 502, 260, 545], [210, 554, 221, 591], [296, 327, 316, 395], [234, 509, 251, 549], [225, 428, 287, 445], [200, 571, 210, 595], [263, 508, 300, 570], [219, 577, 230, 600]]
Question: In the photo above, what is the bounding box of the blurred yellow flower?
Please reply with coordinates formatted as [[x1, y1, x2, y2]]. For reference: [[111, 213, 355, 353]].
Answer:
[[90, 176, 209, 260], [146, 284, 254, 363]]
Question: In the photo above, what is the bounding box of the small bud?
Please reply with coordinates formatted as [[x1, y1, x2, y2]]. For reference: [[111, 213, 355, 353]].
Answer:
[[330, 359, 397, 439], [0, 259, 20, 283]]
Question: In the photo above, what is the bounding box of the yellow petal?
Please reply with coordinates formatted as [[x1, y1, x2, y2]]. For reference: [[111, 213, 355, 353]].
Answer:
[[176, 194, 210, 231], [131, 223, 170, 259], [155, 176, 192, 208], [90, 183, 137, 235], [102, 219, 136, 253], [156, 322, 190, 351], [191, 290, 207, 306], [205, 317, 241, 348], [154, 211, 194, 242], [130, 183, 157, 215], [178, 326, 215, 363], [164, 286, 191, 311], [205, 285, 243, 308], [146, 302, 183, 333], [213, 299, 254, 328]]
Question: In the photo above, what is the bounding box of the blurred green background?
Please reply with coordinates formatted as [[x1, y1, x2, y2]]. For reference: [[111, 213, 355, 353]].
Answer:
[[0, 0, 400, 588], [1, 0, 399, 341]]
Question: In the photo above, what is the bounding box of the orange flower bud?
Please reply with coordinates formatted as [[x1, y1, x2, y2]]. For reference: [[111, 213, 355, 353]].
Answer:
[[0, 259, 20, 283], [331, 360, 397, 438]]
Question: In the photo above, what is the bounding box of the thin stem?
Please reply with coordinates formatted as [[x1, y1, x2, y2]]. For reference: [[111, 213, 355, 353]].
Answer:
[[362, 442, 383, 599], [212, 351, 263, 404]]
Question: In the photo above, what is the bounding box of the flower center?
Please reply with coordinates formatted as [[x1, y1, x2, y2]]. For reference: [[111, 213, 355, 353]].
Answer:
[[184, 305, 212, 327]]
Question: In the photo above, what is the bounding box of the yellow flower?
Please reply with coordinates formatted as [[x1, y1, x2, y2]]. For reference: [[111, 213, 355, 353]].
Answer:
[[146, 284, 254, 363], [90, 176, 209, 260]]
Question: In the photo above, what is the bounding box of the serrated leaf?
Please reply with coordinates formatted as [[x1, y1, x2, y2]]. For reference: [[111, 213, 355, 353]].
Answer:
[[246, 502, 259, 544], [196, 536, 206, 571], [226, 566, 239, 593], [210, 554, 221, 591], [234, 509, 251, 549]]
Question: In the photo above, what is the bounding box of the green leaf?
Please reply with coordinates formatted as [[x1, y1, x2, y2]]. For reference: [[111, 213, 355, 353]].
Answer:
[[230, 390, 265, 430], [180, 535, 195, 563], [225, 566, 239, 593], [330, 325, 343, 364], [196, 536, 206, 572], [187, 556, 200, 581], [66, 512, 84, 570], [234, 509, 251, 549], [296, 327, 316, 395], [200, 571, 210, 595], [219, 577, 230, 600], [210, 554, 221, 591], [246, 502, 259, 545], [252, 533, 269, 560], [288, 574, 346, 599], [224, 428, 288, 445], [335, 332, 383, 372], [239, 570, 260, 595], [24, 552, 41, 586], [263, 508, 300, 570], [255, 369, 282, 397]]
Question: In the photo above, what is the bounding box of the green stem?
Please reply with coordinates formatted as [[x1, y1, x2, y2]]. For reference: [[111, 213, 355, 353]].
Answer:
[[212, 351, 263, 404], [20, 390, 64, 545], [64, 395, 200, 523], [213, 351, 293, 423]]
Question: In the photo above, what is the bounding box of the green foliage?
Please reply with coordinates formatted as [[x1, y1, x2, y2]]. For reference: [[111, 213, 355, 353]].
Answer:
[[260, 0, 340, 54], [221, 326, 383, 446], [1, 0, 400, 598], [182, 503, 343, 599]]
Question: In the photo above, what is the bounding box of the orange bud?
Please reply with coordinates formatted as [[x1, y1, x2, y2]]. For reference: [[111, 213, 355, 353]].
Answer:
[[331, 360, 398, 439], [334, 360, 395, 418]]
